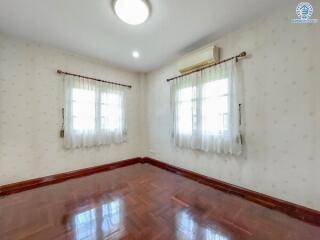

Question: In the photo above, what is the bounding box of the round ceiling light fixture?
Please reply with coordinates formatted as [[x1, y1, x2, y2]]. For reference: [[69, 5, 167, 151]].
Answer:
[[114, 0, 150, 25]]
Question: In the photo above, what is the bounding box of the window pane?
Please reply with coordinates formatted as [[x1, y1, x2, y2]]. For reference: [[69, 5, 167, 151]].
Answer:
[[202, 78, 228, 98], [178, 87, 194, 101], [202, 79, 229, 135], [101, 93, 122, 131], [177, 87, 194, 135], [72, 89, 95, 131]]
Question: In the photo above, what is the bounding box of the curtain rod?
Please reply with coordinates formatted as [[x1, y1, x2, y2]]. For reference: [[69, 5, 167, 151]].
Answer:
[[166, 51, 247, 82], [57, 70, 132, 89]]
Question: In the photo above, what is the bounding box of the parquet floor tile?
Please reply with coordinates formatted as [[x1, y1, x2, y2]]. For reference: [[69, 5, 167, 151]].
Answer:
[[0, 163, 319, 239]]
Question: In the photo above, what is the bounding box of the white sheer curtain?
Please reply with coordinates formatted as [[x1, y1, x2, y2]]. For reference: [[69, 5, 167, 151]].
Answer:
[[170, 59, 242, 155], [64, 75, 127, 148]]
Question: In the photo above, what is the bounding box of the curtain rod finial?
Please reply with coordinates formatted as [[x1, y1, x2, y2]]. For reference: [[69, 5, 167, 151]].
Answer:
[[57, 70, 62, 74], [239, 52, 246, 57]]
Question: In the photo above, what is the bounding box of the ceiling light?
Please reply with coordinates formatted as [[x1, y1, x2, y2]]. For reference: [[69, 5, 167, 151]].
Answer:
[[114, 0, 150, 25], [132, 51, 140, 58]]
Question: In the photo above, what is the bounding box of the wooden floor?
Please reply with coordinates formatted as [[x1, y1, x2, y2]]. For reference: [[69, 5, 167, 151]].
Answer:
[[1, 163, 319, 240]]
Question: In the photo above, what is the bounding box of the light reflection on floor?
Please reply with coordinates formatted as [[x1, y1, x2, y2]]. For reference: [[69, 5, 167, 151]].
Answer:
[[176, 210, 229, 240], [74, 208, 97, 240], [102, 197, 122, 236], [73, 198, 123, 240]]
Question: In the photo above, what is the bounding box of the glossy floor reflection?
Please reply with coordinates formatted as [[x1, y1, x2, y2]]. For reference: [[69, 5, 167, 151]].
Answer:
[[73, 198, 123, 239], [0, 163, 319, 239], [176, 210, 229, 240]]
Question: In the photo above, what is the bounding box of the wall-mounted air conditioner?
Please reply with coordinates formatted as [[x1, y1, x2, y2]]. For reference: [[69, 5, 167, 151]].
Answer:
[[177, 44, 220, 73]]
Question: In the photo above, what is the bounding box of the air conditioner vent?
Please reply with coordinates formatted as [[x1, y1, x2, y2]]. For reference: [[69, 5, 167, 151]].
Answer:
[[178, 45, 220, 74]]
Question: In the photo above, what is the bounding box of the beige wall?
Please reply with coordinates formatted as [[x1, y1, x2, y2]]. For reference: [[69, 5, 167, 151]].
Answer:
[[0, 34, 144, 185], [144, 2, 320, 210]]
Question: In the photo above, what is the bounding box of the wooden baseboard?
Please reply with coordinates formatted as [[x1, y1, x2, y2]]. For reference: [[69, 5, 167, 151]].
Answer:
[[0, 157, 142, 196], [142, 157, 320, 227], [1, 156, 319, 226]]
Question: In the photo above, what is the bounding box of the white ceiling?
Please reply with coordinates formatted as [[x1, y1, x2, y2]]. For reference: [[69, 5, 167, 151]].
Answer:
[[0, 0, 290, 73]]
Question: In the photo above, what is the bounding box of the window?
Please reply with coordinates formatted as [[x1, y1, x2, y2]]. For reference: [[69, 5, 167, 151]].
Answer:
[[170, 60, 242, 155], [175, 78, 229, 137], [176, 87, 194, 135], [64, 76, 127, 148], [72, 89, 95, 131], [71, 89, 123, 133], [201, 78, 229, 135], [101, 93, 123, 131]]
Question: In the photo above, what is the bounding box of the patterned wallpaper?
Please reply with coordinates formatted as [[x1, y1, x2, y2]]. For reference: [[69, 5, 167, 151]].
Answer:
[[0, 34, 143, 185], [145, 2, 320, 210]]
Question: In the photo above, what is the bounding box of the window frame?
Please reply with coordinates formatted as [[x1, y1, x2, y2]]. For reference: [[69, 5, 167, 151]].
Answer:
[[174, 77, 230, 137], [70, 88, 124, 134]]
